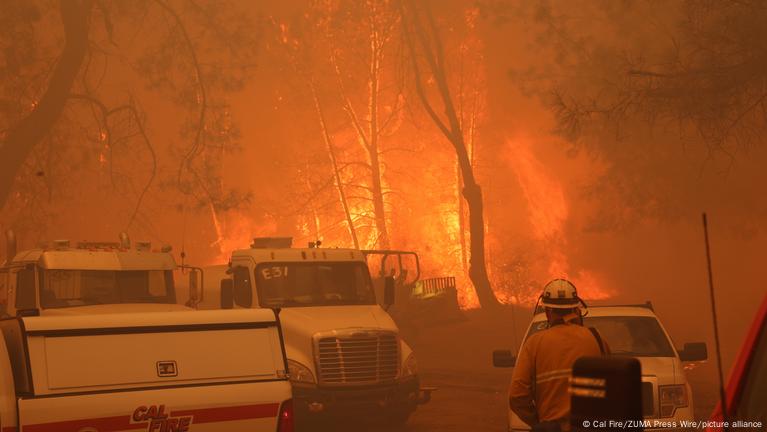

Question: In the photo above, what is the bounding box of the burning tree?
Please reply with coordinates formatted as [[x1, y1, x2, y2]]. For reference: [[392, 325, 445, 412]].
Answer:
[[269, 1, 410, 251], [400, 0, 499, 308], [269, 10, 363, 249], [327, 0, 406, 249]]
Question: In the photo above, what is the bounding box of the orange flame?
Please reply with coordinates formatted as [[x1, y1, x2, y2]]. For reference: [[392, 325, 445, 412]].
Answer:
[[210, 211, 277, 264], [506, 137, 611, 303]]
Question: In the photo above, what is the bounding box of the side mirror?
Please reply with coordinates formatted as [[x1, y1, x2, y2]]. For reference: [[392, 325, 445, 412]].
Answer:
[[679, 342, 708, 362], [15, 266, 37, 311], [220, 279, 234, 309], [232, 266, 253, 308], [492, 350, 516, 367], [383, 276, 395, 308], [570, 356, 643, 432], [188, 271, 199, 304]]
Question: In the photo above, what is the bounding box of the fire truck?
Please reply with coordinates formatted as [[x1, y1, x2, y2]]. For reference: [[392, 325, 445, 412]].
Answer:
[[0, 230, 191, 317], [707, 293, 767, 431], [190, 238, 434, 426], [0, 230, 295, 431]]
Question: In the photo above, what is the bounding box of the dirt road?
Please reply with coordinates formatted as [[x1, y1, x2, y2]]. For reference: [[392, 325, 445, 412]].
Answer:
[[301, 377, 509, 432], [405, 379, 509, 432], [302, 370, 717, 432], [298, 367, 521, 431], [302, 306, 720, 432]]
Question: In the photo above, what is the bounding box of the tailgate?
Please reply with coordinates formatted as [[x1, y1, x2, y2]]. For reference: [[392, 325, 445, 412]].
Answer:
[[14, 309, 291, 431], [18, 380, 292, 432], [22, 309, 287, 395]]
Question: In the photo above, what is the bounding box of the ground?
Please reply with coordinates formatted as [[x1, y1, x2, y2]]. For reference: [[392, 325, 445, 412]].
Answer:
[[301, 306, 720, 432]]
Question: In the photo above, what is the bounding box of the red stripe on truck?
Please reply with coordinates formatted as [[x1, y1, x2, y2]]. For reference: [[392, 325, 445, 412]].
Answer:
[[18, 403, 279, 432], [21, 416, 145, 432], [171, 403, 280, 423]]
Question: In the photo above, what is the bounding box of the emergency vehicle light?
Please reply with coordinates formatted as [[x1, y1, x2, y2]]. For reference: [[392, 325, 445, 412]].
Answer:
[[251, 237, 293, 249], [76, 241, 121, 250], [52, 240, 70, 249]]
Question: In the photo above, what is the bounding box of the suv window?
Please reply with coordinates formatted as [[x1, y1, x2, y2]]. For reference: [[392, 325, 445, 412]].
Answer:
[[527, 315, 676, 357]]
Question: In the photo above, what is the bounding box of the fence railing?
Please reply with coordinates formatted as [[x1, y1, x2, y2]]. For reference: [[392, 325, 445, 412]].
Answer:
[[413, 276, 456, 299]]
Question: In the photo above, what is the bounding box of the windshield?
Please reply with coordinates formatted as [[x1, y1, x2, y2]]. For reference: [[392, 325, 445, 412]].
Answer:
[[526, 315, 676, 357], [39, 270, 175, 308], [254, 262, 376, 308]]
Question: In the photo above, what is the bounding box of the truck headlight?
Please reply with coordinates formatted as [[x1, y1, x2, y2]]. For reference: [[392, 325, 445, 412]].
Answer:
[[287, 359, 316, 384], [401, 352, 418, 378], [659, 385, 688, 417]]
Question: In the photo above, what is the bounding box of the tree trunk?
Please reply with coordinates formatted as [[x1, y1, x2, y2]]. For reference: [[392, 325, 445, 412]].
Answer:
[[463, 182, 495, 308], [368, 145, 390, 249], [331, 23, 391, 249], [310, 82, 360, 249], [459, 94, 478, 272], [454, 136, 497, 309], [402, 0, 499, 308], [366, 26, 390, 249], [457, 162, 468, 272], [0, 0, 92, 209]]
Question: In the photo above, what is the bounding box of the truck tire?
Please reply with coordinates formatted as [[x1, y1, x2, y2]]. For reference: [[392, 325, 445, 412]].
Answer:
[[384, 408, 412, 427]]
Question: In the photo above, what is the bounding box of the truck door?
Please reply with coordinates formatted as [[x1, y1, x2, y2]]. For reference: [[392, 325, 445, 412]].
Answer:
[[232, 265, 254, 308], [231, 258, 257, 308], [0, 326, 18, 431], [0, 271, 8, 317]]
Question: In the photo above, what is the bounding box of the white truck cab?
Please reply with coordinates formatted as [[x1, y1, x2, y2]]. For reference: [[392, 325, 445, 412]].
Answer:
[[0, 231, 189, 317], [191, 238, 429, 425], [0, 308, 294, 431]]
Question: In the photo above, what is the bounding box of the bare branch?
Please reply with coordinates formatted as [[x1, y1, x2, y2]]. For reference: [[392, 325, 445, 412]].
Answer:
[[399, 0, 452, 139], [154, 0, 208, 192]]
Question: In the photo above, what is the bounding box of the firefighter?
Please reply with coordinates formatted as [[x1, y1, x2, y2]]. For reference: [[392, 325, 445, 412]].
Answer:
[[509, 279, 607, 432]]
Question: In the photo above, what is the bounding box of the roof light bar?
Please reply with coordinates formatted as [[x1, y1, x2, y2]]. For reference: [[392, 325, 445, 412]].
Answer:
[[251, 237, 293, 249]]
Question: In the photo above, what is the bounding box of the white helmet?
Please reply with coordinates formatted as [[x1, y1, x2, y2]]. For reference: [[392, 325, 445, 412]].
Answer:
[[540, 278, 584, 309]]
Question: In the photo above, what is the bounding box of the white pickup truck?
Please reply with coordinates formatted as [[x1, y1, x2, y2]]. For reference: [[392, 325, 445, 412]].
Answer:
[[188, 237, 430, 426], [494, 303, 707, 431]]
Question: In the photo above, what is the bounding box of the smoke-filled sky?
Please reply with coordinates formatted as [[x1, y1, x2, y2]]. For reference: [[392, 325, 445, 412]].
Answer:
[[1, 0, 765, 372]]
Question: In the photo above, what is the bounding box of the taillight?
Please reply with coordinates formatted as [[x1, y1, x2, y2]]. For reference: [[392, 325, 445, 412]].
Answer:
[[277, 399, 294, 432]]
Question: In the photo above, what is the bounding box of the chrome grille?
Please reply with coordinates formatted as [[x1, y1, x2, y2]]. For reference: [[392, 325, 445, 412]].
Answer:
[[315, 331, 399, 385]]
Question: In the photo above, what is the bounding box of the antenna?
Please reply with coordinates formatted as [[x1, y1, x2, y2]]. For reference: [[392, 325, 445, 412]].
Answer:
[[702, 213, 728, 431], [5, 229, 17, 265], [118, 232, 131, 249]]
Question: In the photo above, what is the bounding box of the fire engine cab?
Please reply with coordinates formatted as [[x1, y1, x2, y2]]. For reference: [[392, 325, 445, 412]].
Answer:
[[190, 237, 432, 426], [0, 231, 295, 431], [0, 230, 189, 317]]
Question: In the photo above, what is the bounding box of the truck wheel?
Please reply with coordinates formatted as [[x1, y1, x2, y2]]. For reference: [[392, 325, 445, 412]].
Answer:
[[384, 408, 412, 427]]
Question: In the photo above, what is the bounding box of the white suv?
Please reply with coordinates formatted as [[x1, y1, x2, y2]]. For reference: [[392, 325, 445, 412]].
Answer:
[[494, 303, 707, 430]]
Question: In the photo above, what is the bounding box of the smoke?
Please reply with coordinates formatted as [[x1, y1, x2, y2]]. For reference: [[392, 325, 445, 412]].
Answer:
[[1, 0, 764, 377]]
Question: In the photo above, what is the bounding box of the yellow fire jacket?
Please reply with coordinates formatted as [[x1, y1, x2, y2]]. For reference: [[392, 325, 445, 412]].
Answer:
[[509, 321, 605, 429]]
